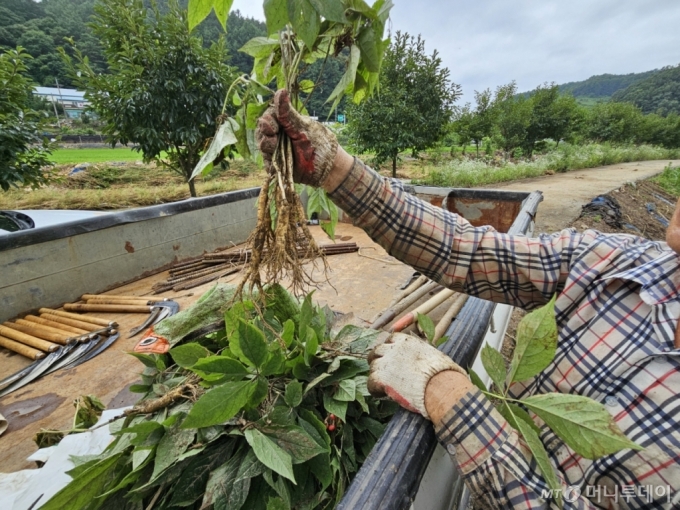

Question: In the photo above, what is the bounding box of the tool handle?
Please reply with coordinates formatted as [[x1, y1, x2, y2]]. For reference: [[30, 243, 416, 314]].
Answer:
[[0, 335, 46, 360], [2, 322, 72, 345], [23, 315, 89, 335], [38, 313, 102, 332], [40, 308, 116, 327], [0, 325, 59, 352], [86, 298, 152, 305], [64, 303, 151, 313], [14, 320, 78, 343], [81, 294, 157, 301]]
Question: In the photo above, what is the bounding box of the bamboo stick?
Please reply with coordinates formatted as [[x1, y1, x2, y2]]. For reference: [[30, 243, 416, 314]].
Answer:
[[371, 281, 440, 330], [390, 289, 457, 333], [433, 294, 469, 340], [40, 308, 115, 327], [0, 325, 59, 352], [0, 335, 46, 360], [370, 275, 428, 323]]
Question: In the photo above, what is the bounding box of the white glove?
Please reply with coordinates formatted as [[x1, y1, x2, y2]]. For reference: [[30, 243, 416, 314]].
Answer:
[[367, 333, 468, 420]]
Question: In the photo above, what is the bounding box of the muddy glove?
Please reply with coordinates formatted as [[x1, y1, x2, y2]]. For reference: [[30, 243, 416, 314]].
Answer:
[[256, 89, 338, 187], [367, 333, 468, 420]]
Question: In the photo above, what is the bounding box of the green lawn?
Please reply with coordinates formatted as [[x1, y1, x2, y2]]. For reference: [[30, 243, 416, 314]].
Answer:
[[49, 147, 143, 165]]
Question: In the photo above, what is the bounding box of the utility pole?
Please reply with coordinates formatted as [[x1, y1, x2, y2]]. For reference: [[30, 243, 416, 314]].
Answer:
[[55, 78, 68, 124]]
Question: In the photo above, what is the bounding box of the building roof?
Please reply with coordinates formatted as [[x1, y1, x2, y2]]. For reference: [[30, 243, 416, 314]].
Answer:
[[34, 87, 87, 102]]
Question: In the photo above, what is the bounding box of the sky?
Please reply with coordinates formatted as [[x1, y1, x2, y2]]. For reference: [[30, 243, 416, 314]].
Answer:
[[231, 0, 680, 104]]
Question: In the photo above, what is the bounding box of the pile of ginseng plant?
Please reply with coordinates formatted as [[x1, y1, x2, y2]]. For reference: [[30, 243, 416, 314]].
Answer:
[[42, 284, 397, 510]]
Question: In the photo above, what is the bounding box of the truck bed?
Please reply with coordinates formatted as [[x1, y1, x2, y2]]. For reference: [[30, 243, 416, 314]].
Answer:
[[0, 223, 414, 472]]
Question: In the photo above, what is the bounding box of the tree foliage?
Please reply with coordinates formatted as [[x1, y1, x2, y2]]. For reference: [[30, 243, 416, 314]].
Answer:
[[557, 70, 658, 99], [347, 32, 461, 176], [0, 47, 54, 191], [613, 64, 680, 116], [60, 0, 235, 196]]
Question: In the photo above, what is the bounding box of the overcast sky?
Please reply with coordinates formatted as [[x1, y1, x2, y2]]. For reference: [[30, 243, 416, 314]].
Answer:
[[231, 0, 680, 103]]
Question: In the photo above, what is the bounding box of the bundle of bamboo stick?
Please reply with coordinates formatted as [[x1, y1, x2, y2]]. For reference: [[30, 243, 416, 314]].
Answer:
[[152, 242, 360, 294]]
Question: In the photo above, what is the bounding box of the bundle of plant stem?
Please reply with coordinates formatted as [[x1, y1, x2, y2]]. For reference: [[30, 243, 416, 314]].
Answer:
[[42, 284, 396, 510]]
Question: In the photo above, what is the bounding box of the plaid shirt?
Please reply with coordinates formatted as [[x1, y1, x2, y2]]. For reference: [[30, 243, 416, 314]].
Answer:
[[329, 159, 680, 509]]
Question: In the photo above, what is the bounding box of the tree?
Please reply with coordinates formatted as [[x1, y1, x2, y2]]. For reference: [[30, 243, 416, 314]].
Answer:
[[522, 84, 579, 155], [468, 88, 495, 155], [491, 82, 531, 157], [347, 32, 461, 177], [0, 48, 53, 191], [583, 101, 643, 144], [61, 0, 234, 197]]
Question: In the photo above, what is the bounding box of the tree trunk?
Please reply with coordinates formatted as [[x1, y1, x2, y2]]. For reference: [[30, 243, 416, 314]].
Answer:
[[188, 178, 197, 198], [475, 142, 480, 157], [392, 155, 397, 178]]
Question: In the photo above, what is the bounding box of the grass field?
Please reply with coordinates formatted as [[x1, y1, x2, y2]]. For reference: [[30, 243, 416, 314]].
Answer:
[[49, 147, 143, 164]]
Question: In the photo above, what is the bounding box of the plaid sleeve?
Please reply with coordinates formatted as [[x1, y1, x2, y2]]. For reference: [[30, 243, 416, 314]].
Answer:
[[435, 389, 596, 509], [328, 158, 586, 309]]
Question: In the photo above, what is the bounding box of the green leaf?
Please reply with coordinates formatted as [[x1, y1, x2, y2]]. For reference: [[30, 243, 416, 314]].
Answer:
[[152, 420, 195, 479], [468, 367, 488, 392], [298, 79, 314, 93], [284, 380, 303, 407], [334, 379, 356, 401], [304, 326, 318, 365], [334, 325, 379, 353], [327, 44, 361, 107], [356, 26, 381, 72], [260, 424, 327, 463], [170, 343, 210, 369], [497, 402, 541, 435], [191, 119, 238, 180], [298, 410, 331, 449], [508, 295, 558, 384], [480, 344, 507, 393], [281, 319, 295, 348], [40, 452, 123, 510], [416, 313, 436, 343], [202, 447, 250, 510], [308, 0, 347, 22], [245, 377, 269, 410], [212, 0, 234, 30], [299, 292, 314, 337], [193, 356, 249, 379], [240, 37, 281, 59], [267, 496, 288, 510], [232, 319, 268, 368], [323, 393, 348, 422], [182, 380, 256, 429], [128, 384, 150, 394], [128, 352, 157, 368], [264, 0, 288, 34], [246, 101, 271, 130], [244, 428, 296, 483], [287, 0, 320, 50], [521, 393, 643, 459], [187, 0, 213, 31], [261, 348, 286, 377], [512, 409, 563, 508]]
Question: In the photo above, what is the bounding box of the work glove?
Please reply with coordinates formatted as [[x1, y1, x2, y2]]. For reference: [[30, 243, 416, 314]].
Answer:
[[256, 89, 338, 187], [367, 333, 468, 420]]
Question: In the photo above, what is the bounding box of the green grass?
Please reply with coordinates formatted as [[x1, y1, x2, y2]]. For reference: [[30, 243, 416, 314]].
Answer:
[[49, 147, 143, 164], [652, 164, 680, 197], [413, 143, 680, 188]]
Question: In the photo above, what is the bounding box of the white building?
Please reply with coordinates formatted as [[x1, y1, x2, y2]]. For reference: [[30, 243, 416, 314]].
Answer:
[[33, 87, 89, 118]]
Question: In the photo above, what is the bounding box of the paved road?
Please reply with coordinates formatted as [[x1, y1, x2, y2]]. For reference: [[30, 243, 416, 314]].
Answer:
[[492, 160, 680, 233]]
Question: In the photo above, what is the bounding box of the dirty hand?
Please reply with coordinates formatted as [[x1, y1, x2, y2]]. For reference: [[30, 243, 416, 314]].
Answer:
[[256, 89, 338, 187], [367, 333, 468, 420]]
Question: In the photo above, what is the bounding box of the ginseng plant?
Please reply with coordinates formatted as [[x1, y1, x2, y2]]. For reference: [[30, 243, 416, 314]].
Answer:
[[189, 0, 393, 299]]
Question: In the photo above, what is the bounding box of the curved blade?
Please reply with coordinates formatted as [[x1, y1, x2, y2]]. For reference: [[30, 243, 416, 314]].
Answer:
[[128, 307, 161, 338], [69, 332, 120, 367], [0, 347, 71, 398]]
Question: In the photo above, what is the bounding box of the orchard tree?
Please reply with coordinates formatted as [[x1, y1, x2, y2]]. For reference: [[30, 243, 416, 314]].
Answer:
[[0, 47, 53, 191], [450, 104, 474, 154], [523, 83, 579, 155], [61, 0, 234, 196], [468, 88, 495, 156], [348, 32, 461, 177], [491, 82, 531, 157]]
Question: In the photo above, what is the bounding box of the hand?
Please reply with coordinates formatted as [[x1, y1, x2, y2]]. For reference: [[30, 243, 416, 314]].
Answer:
[[367, 333, 469, 420], [256, 89, 338, 187]]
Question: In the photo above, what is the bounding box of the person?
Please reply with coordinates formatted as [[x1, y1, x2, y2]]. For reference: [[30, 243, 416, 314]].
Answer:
[[256, 90, 680, 509]]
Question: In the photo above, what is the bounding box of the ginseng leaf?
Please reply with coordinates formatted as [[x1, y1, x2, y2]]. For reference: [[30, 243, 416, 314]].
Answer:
[[192, 356, 249, 380], [170, 343, 210, 369], [497, 402, 540, 435], [40, 452, 124, 510], [468, 367, 488, 393], [522, 393, 643, 460], [201, 447, 249, 510], [232, 319, 268, 368], [508, 295, 558, 385], [212, 0, 234, 29], [287, 0, 320, 50], [259, 423, 327, 463], [511, 409, 563, 509], [264, 0, 289, 34], [416, 313, 436, 343], [284, 380, 303, 407], [323, 393, 348, 422], [187, 0, 213, 31], [480, 344, 507, 393], [244, 428, 296, 483], [308, 0, 347, 22], [181, 380, 256, 429]]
